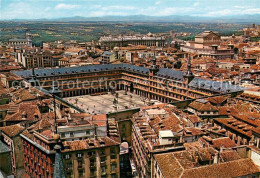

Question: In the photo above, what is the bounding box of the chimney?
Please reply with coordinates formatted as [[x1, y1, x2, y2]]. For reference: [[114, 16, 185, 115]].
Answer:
[[22, 111, 27, 120], [195, 156, 199, 164], [220, 145, 224, 153]]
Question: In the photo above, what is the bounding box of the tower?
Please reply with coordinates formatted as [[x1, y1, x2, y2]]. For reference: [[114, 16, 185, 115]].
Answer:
[[183, 55, 194, 84], [26, 31, 32, 47], [149, 52, 159, 75], [28, 66, 40, 87]]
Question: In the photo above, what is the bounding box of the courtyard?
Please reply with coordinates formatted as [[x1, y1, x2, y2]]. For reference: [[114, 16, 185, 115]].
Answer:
[[64, 90, 160, 114]]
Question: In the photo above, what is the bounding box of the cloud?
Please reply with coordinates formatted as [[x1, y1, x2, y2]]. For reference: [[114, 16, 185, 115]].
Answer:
[[55, 3, 79, 10], [202, 7, 260, 17], [155, 1, 161, 5], [101, 6, 137, 11], [193, 2, 199, 7], [0, 2, 54, 19], [44, 7, 51, 11], [242, 8, 260, 14], [233, 5, 252, 9]]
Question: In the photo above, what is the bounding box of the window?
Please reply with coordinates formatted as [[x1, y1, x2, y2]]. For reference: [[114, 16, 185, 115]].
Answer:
[[66, 163, 72, 170], [70, 132, 74, 137], [101, 166, 106, 173], [90, 168, 96, 176], [111, 164, 117, 171], [79, 170, 84, 177], [88, 151, 95, 156], [66, 172, 71, 177], [111, 154, 116, 159], [86, 130, 90, 135], [101, 156, 106, 163], [61, 133, 65, 138], [111, 173, 117, 178], [90, 158, 95, 166], [78, 160, 83, 168], [100, 149, 105, 156], [77, 153, 83, 158], [64, 154, 70, 160], [110, 148, 116, 154]]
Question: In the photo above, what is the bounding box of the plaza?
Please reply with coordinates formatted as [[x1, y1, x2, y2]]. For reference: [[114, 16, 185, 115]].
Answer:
[[64, 90, 160, 114]]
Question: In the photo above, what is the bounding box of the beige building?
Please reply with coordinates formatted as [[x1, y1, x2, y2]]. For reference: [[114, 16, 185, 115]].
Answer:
[[62, 137, 120, 178], [181, 31, 234, 60]]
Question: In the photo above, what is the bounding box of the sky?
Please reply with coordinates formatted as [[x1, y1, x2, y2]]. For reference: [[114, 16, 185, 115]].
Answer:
[[0, 0, 260, 20]]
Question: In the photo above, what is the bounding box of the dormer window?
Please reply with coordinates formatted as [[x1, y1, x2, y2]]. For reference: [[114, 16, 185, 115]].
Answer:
[[89, 142, 94, 147]]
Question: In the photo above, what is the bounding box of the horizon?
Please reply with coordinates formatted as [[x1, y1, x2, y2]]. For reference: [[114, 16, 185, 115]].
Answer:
[[1, 0, 260, 20]]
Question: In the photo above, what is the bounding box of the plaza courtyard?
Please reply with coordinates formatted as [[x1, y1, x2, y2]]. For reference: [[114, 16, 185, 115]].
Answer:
[[64, 90, 160, 114]]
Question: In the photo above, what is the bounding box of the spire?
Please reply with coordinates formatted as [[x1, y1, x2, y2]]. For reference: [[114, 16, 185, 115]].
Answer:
[[29, 65, 39, 87], [184, 55, 194, 84], [150, 51, 159, 74], [187, 55, 192, 76]]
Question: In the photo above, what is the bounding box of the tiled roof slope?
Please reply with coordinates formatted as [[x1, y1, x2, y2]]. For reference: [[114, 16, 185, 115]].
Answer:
[[155, 152, 260, 178], [13, 64, 244, 94]]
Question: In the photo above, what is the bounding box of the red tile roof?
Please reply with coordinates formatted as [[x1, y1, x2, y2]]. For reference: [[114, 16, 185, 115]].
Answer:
[[155, 151, 260, 178], [0, 124, 25, 137], [62, 137, 120, 152], [211, 137, 236, 149]]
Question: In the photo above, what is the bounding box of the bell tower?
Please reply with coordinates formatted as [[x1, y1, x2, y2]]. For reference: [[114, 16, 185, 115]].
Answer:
[[29, 66, 40, 87], [183, 55, 194, 84], [26, 31, 32, 47], [149, 52, 159, 76]]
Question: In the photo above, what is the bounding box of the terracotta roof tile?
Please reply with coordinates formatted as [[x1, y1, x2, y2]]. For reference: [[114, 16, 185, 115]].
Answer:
[[0, 124, 25, 137]]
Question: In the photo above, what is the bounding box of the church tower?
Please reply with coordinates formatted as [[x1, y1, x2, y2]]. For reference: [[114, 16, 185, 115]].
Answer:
[[183, 55, 194, 84], [149, 52, 159, 76], [26, 31, 32, 47], [29, 66, 40, 87]]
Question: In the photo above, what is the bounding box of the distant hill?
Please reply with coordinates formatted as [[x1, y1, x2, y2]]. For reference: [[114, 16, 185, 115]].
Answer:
[[5, 14, 260, 23]]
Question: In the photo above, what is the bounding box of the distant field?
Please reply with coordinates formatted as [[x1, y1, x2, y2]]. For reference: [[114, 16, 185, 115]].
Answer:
[[0, 21, 246, 46]]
